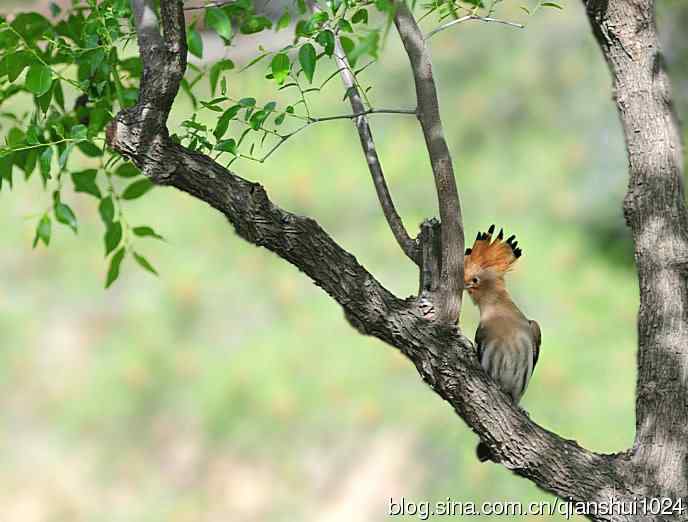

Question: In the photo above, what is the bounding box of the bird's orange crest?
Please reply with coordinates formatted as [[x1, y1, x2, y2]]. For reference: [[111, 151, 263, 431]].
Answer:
[[464, 224, 522, 280]]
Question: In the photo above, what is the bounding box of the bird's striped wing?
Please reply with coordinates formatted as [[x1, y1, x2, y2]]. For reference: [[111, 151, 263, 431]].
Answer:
[[474, 323, 487, 363], [529, 319, 542, 371]]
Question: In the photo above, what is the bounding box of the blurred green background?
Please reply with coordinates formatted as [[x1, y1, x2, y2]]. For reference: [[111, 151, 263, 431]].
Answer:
[[1, 1, 687, 521]]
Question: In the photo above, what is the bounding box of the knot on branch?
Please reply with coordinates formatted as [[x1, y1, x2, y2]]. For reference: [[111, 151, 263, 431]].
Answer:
[[106, 107, 177, 184], [417, 217, 442, 295]]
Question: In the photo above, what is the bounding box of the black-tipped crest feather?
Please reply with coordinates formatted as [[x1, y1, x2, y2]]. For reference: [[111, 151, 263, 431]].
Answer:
[[464, 225, 523, 277]]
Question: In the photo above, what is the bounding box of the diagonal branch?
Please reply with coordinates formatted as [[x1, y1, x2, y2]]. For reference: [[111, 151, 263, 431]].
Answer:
[[328, 20, 420, 264], [107, 2, 638, 517], [393, 1, 465, 323]]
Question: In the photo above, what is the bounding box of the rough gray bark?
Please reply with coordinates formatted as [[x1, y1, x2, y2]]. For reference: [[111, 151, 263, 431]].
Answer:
[[106, 1, 688, 520], [584, 0, 688, 505], [394, 1, 466, 323]]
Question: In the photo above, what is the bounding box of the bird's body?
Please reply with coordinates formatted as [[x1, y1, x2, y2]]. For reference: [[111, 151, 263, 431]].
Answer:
[[463, 225, 541, 461], [475, 293, 540, 403]]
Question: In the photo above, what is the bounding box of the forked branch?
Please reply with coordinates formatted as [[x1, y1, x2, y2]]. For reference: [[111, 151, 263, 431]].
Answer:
[[323, 8, 420, 264], [394, 1, 465, 322]]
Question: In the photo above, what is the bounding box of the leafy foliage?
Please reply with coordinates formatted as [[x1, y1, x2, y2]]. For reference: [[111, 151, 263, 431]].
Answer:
[[0, 0, 552, 287]]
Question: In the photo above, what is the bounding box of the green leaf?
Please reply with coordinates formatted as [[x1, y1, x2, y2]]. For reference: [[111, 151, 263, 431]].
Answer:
[[299, 43, 317, 83], [39, 147, 52, 183], [104, 220, 122, 256], [99, 196, 115, 224], [133, 252, 158, 276], [53, 79, 65, 109], [348, 31, 380, 64], [308, 11, 329, 30], [209, 59, 235, 95], [187, 26, 203, 58], [25, 64, 52, 96], [352, 8, 368, 24], [17, 148, 38, 179], [214, 104, 241, 140], [70, 124, 88, 140], [36, 81, 53, 113], [541, 1, 563, 8], [26, 125, 40, 145], [71, 169, 101, 198], [7, 127, 25, 147], [121, 178, 154, 200], [54, 199, 78, 233], [115, 163, 140, 178], [238, 97, 256, 107], [58, 143, 74, 169], [240, 15, 271, 34], [133, 226, 164, 240], [77, 141, 103, 157], [205, 6, 232, 40], [215, 138, 237, 154], [12, 12, 50, 40], [339, 36, 355, 64], [338, 19, 353, 33], [270, 53, 290, 85], [105, 247, 125, 288], [276, 10, 290, 31], [87, 107, 108, 136], [33, 214, 51, 248], [3, 50, 32, 82], [0, 153, 14, 189], [315, 30, 335, 57], [249, 110, 268, 130], [328, 0, 342, 15]]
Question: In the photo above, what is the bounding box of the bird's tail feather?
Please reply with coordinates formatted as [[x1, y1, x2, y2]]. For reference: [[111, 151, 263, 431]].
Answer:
[[476, 442, 492, 463]]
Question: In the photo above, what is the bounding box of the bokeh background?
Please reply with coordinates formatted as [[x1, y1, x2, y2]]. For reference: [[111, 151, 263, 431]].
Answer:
[[1, 1, 687, 520]]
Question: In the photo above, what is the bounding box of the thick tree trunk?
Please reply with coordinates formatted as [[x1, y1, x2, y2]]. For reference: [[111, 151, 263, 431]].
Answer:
[[584, 0, 688, 511]]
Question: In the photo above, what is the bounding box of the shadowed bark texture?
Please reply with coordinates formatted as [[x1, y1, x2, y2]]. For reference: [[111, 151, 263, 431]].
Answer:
[[584, 0, 688, 509], [105, 0, 687, 520]]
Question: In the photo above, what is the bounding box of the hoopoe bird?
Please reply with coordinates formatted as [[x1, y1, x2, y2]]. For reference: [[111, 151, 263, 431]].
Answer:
[[464, 225, 541, 462]]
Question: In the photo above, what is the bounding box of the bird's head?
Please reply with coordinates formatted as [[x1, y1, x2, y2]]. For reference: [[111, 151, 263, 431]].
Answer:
[[463, 224, 522, 305]]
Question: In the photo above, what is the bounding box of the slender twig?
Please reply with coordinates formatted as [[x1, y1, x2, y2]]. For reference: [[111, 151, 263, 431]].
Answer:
[[310, 9, 419, 263], [394, 1, 464, 322], [309, 108, 417, 122], [425, 14, 524, 39], [183, 0, 234, 10], [235, 109, 417, 164], [1, 139, 76, 155]]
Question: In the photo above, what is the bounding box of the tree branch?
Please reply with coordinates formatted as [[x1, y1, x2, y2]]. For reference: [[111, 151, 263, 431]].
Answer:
[[425, 14, 524, 40], [584, 0, 688, 497], [108, 2, 640, 517], [183, 0, 233, 10], [232, 108, 417, 164], [328, 21, 420, 264], [393, 1, 465, 323]]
